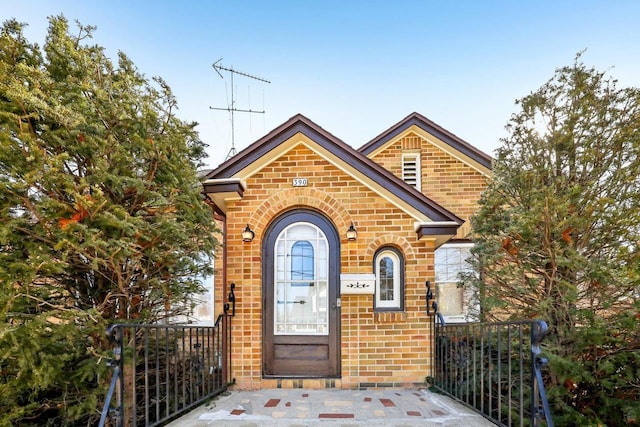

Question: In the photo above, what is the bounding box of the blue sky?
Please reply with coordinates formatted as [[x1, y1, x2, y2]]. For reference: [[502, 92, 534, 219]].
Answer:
[[4, 1, 640, 168]]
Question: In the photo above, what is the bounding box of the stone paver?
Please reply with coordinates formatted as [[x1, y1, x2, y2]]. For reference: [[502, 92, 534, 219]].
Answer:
[[167, 389, 496, 426]]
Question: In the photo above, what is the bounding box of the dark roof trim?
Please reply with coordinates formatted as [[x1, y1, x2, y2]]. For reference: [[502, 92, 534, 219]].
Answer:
[[202, 179, 244, 198], [359, 112, 493, 170], [205, 114, 463, 225], [416, 223, 461, 239]]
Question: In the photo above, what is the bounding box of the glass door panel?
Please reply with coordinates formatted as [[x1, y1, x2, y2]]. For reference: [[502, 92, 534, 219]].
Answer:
[[274, 222, 328, 335]]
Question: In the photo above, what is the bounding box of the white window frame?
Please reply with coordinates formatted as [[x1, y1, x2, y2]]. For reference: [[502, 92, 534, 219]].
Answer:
[[434, 243, 477, 323], [402, 152, 421, 191], [374, 248, 403, 310]]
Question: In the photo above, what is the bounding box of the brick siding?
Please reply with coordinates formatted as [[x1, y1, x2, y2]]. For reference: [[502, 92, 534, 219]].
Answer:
[[214, 131, 487, 390], [370, 132, 487, 238]]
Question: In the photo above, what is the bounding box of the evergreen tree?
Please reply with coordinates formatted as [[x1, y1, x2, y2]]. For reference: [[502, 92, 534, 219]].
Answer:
[[467, 54, 640, 425], [0, 17, 218, 425]]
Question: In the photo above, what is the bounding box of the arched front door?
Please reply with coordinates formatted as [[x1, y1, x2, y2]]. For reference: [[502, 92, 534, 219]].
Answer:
[[263, 210, 340, 377]]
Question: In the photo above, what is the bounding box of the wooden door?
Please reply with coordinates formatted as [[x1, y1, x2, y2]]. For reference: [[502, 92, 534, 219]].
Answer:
[[263, 210, 340, 377]]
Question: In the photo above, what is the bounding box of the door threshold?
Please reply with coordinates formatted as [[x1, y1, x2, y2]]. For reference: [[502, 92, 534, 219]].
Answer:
[[262, 378, 342, 389]]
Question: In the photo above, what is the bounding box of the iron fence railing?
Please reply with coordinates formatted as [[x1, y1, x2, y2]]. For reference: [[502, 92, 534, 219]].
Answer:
[[430, 313, 553, 427], [99, 284, 236, 427]]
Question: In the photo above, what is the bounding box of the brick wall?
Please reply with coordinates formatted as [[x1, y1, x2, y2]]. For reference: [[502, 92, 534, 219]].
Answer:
[[215, 144, 437, 390], [370, 132, 488, 238]]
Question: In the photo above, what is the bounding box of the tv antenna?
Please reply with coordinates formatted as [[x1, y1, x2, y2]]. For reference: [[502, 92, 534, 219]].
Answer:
[[210, 58, 271, 160]]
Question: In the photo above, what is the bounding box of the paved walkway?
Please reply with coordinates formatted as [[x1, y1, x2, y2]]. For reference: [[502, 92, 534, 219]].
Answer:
[[168, 388, 496, 426]]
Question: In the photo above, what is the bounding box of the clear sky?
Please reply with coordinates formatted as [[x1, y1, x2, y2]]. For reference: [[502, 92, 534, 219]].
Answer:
[[4, 1, 640, 169]]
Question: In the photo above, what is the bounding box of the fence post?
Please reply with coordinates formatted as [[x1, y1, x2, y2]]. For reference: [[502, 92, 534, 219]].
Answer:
[[531, 320, 553, 427], [222, 283, 236, 386], [99, 324, 124, 427]]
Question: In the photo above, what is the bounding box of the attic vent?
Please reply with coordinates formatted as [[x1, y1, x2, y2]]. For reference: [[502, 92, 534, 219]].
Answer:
[[402, 153, 421, 191]]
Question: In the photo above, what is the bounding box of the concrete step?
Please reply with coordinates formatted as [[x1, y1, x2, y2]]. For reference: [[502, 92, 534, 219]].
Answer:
[[167, 388, 496, 426]]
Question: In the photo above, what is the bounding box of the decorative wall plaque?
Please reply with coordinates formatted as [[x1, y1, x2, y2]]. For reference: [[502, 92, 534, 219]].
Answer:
[[340, 273, 375, 295]]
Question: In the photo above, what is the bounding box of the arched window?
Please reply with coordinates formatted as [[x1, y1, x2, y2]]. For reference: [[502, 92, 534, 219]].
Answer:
[[374, 247, 404, 310]]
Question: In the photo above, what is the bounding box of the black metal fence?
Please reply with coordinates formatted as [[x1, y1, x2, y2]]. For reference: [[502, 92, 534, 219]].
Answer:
[[430, 315, 553, 427], [99, 284, 236, 427]]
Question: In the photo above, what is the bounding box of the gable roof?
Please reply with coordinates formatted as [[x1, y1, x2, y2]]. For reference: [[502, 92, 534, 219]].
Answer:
[[359, 112, 493, 172], [203, 114, 464, 241]]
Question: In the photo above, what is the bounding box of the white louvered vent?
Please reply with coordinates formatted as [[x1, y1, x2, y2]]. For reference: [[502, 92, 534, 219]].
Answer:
[[402, 153, 421, 191]]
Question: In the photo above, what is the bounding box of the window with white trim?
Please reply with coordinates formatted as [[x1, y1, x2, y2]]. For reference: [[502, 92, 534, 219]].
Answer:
[[402, 152, 421, 191], [374, 247, 404, 310], [435, 243, 476, 323]]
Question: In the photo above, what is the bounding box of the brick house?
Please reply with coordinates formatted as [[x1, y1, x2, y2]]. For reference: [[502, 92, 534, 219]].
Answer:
[[201, 112, 492, 390]]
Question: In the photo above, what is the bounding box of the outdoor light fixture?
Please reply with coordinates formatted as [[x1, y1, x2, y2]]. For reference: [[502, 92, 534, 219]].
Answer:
[[346, 222, 357, 241], [242, 224, 255, 242]]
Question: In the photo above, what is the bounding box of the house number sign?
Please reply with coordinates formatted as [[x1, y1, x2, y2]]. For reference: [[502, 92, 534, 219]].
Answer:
[[292, 178, 308, 187]]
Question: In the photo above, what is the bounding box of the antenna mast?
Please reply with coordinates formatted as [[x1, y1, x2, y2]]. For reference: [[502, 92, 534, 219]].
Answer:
[[210, 58, 271, 159]]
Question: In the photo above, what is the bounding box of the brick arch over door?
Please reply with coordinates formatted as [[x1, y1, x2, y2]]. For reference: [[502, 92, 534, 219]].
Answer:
[[249, 187, 354, 242]]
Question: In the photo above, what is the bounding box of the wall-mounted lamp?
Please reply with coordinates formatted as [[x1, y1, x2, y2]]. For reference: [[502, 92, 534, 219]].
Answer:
[[346, 222, 357, 241], [242, 224, 255, 242]]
